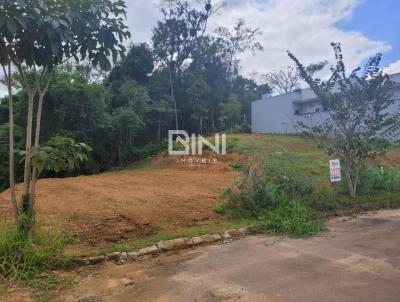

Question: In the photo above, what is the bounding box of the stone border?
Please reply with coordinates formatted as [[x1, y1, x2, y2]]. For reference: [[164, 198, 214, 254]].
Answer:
[[74, 226, 255, 266]]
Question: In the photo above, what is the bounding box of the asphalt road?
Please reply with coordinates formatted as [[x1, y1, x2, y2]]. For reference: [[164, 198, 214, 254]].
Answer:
[[60, 209, 400, 302]]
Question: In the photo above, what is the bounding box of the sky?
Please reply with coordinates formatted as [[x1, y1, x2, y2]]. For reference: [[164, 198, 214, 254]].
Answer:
[[1, 0, 399, 97]]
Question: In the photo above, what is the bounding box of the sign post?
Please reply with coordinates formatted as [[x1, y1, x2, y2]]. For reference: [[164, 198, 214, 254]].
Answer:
[[329, 159, 341, 197]]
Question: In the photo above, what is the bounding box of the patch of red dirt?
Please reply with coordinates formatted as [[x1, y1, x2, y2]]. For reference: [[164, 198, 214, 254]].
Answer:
[[0, 153, 242, 247]]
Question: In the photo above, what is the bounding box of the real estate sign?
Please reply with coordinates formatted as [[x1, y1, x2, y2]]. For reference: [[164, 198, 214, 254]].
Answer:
[[329, 159, 341, 182]]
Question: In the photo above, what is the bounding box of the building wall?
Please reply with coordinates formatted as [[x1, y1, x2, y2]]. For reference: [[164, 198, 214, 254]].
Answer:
[[251, 93, 298, 133], [252, 77, 400, 134]]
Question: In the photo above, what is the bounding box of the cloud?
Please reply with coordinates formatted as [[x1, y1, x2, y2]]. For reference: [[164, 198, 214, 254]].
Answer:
[[208, 0, 391, 76], [0, 0, 393, 97], [126, 1, 161, 44], [124, 0, 391, 77], [383, 60, 400, 75]]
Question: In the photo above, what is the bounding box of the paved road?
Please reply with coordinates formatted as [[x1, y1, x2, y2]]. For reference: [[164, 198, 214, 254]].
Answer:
[[60, 210, 400, 302]]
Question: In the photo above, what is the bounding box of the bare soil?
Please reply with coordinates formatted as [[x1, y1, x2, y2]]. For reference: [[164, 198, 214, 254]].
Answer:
[[0, 153, 243, 247]]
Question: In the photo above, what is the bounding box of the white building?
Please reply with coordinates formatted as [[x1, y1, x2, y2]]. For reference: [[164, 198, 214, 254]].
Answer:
[[252, 73, 400, 134]]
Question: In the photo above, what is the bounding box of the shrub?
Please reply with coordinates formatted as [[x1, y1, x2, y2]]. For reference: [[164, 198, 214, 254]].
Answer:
[[278, 172, 314, 196], [212, 204, 226, 214], [131, 142, 168, 161], [357, 166, 400, 195], [222, 160, 316, 220], [262, 160, 315, 197], [264, 200, 325, 237], [222, 178, 281, 219], [0, 226, 71, 288]]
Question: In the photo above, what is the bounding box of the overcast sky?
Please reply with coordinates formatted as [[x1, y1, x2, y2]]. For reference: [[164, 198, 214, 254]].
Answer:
[[1, 0, 399, 97]]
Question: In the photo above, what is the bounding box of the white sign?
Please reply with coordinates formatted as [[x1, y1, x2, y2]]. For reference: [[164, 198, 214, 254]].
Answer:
[[329, 159, 341, 182]]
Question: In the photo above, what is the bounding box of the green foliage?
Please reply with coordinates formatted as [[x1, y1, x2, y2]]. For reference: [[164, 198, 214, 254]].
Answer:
[[220, 134, 400, 237], [19, 136, 92, 175], [0, 225, 70, 288], [288, 43, 395, 197], [264, 201, 325, 237], [0, 122, 24, 191], [222, 157, 316, 220], [222, 174, 323, 237], [220, 94, 242, 131], [357, 166, 400, 195], [212, 204, 226, 214], [0, 0, 130, 69], [0, 1, 270, 191]]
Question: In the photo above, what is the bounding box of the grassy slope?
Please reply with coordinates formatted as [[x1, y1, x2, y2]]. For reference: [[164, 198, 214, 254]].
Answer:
[[228, 134, 400, 212]]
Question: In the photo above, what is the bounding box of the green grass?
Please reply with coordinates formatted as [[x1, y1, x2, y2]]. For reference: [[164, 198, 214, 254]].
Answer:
[[0, 225, 73, 290], [220, 133, 400, 238]]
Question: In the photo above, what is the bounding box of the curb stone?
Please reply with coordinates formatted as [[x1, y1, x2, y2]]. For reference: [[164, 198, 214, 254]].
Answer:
[[88, 256, 105, 265], [106, 252, 121, 261], [137, 245, 159, 256], [75, 226, 260, 267], [157, 237, 193, 251]]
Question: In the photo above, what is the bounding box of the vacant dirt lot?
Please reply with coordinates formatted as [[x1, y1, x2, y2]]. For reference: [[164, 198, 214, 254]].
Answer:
[[0, 153, 241, 246], [54, 209, 400, 302]]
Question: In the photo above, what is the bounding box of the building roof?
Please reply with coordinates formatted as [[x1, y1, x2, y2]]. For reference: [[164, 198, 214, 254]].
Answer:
[[259, 72, 400, 105]]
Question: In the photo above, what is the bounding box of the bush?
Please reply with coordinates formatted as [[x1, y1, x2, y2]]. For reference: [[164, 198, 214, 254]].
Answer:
[[278, 172, 314, 196], [131, 141, 168, 161], [222, 179, 281, 219], [222, 156, 317, 222], [212, 204, 226, 214], [357, 166, 400, 195], [0, 226, 71, 288], [264, 200, 325, 237]]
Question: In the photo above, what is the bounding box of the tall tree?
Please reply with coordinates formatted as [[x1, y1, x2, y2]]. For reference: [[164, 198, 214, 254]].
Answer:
[[152, 0, 221, 129], [0, 0, 130, 232], [288, 43, 396, 197]]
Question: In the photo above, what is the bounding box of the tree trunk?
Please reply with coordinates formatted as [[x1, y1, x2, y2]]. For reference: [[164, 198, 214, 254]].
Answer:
[[2, 63, 18, 222], [29, 75, 52, 206], [168, 64, 179, 130], [344, 160, 356, 198], [23, 91, 35, 197]]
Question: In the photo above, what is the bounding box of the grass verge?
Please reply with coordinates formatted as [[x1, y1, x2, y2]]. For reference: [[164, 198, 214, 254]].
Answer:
[[0, 225, 73, 290]]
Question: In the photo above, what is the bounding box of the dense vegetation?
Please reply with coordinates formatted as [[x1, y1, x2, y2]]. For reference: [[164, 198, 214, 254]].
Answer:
[[217, 135, 400, 237], [0, 2, 270, 192]]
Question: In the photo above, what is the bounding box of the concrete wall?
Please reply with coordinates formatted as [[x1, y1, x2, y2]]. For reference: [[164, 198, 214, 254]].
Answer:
[[251, 93, 298, 133], [252, 74, 400, 135]]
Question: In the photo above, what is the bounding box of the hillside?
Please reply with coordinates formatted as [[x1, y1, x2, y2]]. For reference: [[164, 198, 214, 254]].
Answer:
[[1, 134, 400, 252]]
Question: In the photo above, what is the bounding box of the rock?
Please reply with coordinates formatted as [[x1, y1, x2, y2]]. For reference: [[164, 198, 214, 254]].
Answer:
[[238, 227, 251, 235], [193, 234, 221, 245], [224, 229, 241, 237], [221, 231, 233, 243], [207, 234, 222, 242], [106, 252, 121, 261], [222, 231, 232, 240], [127, 251, 140, 260], [121, 277, 134, 287], [137, 245, 159, 256], [120, 252, 128, 262], [192, 236, 205, 245], [88, 256, 105, 265], [75, 258, 90, 266], [157, 238, 193, 251]]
